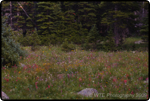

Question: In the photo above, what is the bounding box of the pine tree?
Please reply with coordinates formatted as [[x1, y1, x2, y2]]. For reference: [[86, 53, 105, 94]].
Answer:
[[140, 2, 148, 42], [2, 16, 28, 68], [100, 1, 140, 46], [77, 2, 97, 32], [36, 2, 65, 45], [87, 24, 99, 45], [62, 2, 81, 43], [36, 2, 56, 35]]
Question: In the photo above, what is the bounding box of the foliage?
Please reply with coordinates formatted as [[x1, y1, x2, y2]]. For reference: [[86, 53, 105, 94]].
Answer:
[[83, 24, 99, 50], [17, 28, 41, 47], [140, 15, 148, 42], [61, 39, 76, 52], [30, 28, 41, 51], [141, 35, 148, 42], [1, 1, 148, 52], [2, 16, 28, 68], [39, 34, 51, 46], [83, 24, 116, 52], [77, 2, 97, 32], [103, 30, 116, 52], [100, 1, 140, 46]]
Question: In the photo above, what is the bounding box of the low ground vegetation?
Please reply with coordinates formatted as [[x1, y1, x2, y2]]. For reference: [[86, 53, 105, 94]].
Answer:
[[2, 40, 148, 99]]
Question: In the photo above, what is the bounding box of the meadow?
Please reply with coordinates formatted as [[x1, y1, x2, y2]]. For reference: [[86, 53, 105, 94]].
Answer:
[[2, 37, 149, 99]]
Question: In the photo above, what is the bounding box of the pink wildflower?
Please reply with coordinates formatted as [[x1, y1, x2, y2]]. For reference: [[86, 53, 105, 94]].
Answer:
[[79, 77, 82, 82], [131, 91, 134, 94], [124, 80, 127, 84]]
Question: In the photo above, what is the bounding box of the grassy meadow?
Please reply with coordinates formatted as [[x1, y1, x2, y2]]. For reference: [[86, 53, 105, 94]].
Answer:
[[2, 37, 149, 99]]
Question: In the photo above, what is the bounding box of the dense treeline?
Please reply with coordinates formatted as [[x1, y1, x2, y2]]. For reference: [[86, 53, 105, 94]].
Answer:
[[1, 1, 149, 50]]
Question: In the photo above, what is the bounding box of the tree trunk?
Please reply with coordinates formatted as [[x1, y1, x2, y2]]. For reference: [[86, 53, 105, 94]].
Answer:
[[10, 1, 12, 28], [114, 23, 119, 46], [114, 4, 119, 47], [142, 1, 144, 18]]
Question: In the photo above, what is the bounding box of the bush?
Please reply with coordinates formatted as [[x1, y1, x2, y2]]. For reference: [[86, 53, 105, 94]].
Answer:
[[82, 24, 101, 50], [141, 35, 148, 42], [61, 38, 76, 52], [30, 28, 41, 51], [39, 34, 51, 46], [101, 28, 116, 52], [17, 28, 41, 47], [2, 16, 28, 68]]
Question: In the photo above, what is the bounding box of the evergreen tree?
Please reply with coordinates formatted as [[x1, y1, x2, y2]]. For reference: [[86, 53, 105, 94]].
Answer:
[[87, 24, 99, 47], [83, 24, 100, 50], [100, 1, 140, 46], [77, 2, 97, 32], [62, 2, 82, 43], [2, 16, 28, 68], [140, 2, 149, 42], [36, 2, 64, 45], [36, 2, 56, 35]]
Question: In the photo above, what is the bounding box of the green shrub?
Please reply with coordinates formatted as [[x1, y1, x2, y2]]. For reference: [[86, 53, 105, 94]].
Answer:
[[99, 33, 116, 52], [39, 34, 63, 46], [82, 41, 91, 50], [141, 35, 148, 42], [17, 28, 41, 47], [61, 38, 76, 52], [82, 24, 101, 50], [39, 34, 51, 46], [30, 28, 41, 51], [2, 16, 28, 68]]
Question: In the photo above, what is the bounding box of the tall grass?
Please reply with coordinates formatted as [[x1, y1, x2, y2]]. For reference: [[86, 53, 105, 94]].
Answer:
[[2, 38, 148, 99], [124, 37, 142, 45], [122, 37, 148, 51]]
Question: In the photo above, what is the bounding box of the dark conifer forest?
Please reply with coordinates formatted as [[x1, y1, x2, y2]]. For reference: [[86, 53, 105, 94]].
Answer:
[[2, 1, 148, 51]]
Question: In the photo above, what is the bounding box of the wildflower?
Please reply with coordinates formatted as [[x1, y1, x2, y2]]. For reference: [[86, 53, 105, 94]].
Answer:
[[138, 77, 143, 80], [67, 74, 70, 78], [48, 85, 50, 88], [79, 77, 82, 82], [131, 91, 134, 94], [124, 80, 127, 84], [5, 78, 9, 82], [89, 78, 91, 81], [35, 82, 38, 86], [126, 74, 129, 77], [113, 78, 117, 82]]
